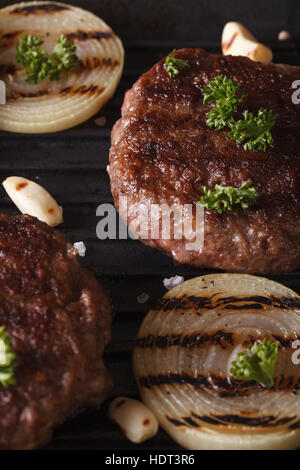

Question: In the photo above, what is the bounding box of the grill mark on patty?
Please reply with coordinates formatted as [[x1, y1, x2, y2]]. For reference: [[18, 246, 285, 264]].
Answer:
[[10, 4, 69, 15], [109, 48, 300, 274], [139, 372, 300, 397], [0, 214, 112, 449], [66, 31, 112, 41]]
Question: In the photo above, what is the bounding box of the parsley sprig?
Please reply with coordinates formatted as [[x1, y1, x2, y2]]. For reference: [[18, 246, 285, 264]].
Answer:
[[229, 108, 278, 152], [203, 75, 245, 130], [165, 49, 189, 78], [0, 326, 18, 388], [16, 34, 79, 84], [231, 338, 279, 388], [197, 180, 259, 214], [202, 74, 278, 152]]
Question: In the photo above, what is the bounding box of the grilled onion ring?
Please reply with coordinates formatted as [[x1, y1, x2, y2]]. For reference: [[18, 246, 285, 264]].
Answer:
[[0, 1, 124, 133], [133, 274, 300, 450]]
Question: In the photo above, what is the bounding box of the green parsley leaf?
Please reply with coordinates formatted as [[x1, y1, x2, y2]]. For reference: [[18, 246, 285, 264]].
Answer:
[[53, 34, 79, 72], [228, 108, 278, 152], [202, 74, 277, 152], [203, 75, 245, 130], [165, 49, 189, 78], [197, 180, 259, 214], [231, 338, 279, 388], [16, 34, 79, 84], [202, 74, 245, 107], [0, 326, 18, 388], [16, 34, 48, 84], [206, 99, 235, 131]]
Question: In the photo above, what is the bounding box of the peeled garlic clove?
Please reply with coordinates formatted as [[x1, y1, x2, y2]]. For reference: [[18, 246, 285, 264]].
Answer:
[[2, 177, 63, 227], [109, 397, 159, 444], [222, 22, 273, 63]]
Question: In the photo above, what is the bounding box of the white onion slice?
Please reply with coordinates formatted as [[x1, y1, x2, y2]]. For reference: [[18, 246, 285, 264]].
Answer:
[[133, 274, 300, 450], [0, 1, 124, 133]]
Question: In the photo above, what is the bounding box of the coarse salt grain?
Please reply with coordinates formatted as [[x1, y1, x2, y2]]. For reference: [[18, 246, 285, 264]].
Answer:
[[278, 30, 291, 41], [94, 116, 107, 127], [163, 275, 185, 290], [74, 241, 86, 257], [137, 293, 150, 304]]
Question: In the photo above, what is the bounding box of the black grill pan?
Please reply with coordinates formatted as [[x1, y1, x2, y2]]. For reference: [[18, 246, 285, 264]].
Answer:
[[0, 0, 299, 450]]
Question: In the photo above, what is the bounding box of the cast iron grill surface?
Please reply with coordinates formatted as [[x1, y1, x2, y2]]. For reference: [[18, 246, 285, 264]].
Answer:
[[0, 0, 300, 450]]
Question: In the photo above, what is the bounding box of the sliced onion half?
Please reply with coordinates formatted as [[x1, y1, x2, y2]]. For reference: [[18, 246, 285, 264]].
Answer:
[[133, 274, 300, 450], [0, 1, 124, 133]]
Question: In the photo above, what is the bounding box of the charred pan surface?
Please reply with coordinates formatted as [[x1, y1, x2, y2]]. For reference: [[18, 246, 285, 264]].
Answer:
[[109, 49, 300, 274], [0, 214, 112, 450]]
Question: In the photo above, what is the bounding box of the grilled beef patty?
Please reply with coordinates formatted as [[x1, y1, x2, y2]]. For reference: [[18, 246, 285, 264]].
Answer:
[[109, 48, 300, 273], [0, 214, 112, 449]]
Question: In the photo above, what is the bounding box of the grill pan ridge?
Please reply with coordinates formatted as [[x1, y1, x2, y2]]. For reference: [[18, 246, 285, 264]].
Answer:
[[0, 0, 299, 450]]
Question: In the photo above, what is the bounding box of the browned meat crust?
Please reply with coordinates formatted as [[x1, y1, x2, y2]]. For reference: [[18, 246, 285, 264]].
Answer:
[[109, 48, 300, 274], [0, 214, 112, 449]]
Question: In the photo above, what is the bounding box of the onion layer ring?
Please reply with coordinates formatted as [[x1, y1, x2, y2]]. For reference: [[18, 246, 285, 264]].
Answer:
[[133, 274, 300, 449], [0, 1, 124, 133]]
